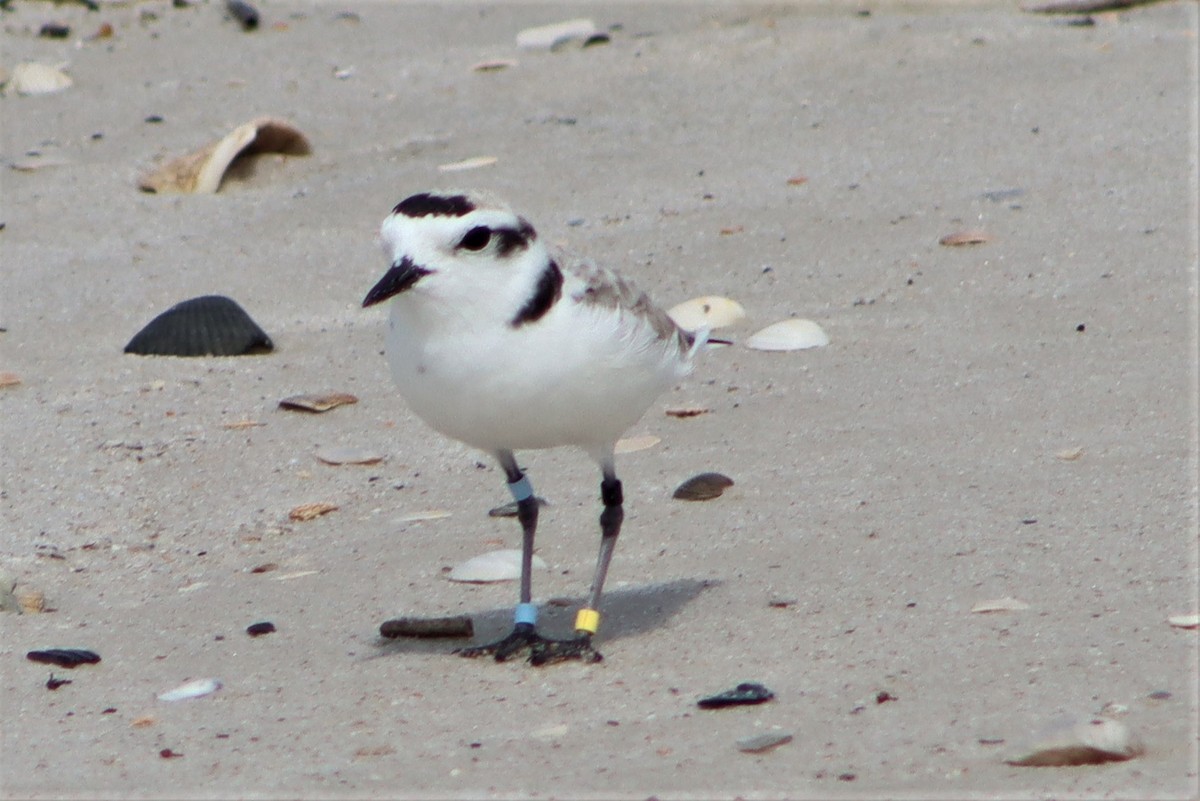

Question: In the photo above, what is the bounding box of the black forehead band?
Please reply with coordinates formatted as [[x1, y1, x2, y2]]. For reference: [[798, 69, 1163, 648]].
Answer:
[[393, 193, 476, 218]]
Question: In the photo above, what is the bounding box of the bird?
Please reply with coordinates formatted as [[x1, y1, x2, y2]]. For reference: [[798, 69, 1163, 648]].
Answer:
[[362, 190, 707, 665]]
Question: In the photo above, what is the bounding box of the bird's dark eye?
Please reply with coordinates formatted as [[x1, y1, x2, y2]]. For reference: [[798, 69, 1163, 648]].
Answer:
[[458, 226, 492, 251]]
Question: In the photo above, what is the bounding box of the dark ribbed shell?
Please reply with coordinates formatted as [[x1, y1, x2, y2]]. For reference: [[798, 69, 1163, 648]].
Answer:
[[124, 295, 273, 356]]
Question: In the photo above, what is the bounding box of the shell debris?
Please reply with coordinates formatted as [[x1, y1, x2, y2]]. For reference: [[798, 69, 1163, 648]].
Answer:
[[138, 117, 310, 194], [0, 372, 20, 389], [939, 230, 993, 247], [158, 677, 222, 702], [315, 447, 383, 466], [736, 732, 794, 753], [8, 62, 73, 96], [745, 319, 829, 351], [516, 18, 597, 51], [667, 296, 746, 332], [437, 156, 498, 172], [449, 550, 548, 583], [970, 597, 1030, 614], [124, 295, 273, 357], [614, 434, 660, 454], [1006, 716, 1144, 766], [288, 502, 338, 521], [1167, 614, 1199, 629], [673, 472, 734, 501], [279, 392, 358, 413]]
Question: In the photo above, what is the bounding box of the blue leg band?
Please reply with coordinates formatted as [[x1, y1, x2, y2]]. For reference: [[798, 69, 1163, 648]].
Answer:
[[514, 602, 538, 626], [508, 475, 534, 502]]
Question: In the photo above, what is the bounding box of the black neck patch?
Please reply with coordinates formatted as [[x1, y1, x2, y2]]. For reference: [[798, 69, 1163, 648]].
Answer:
[[510, 260, 563, 328], [393, 193, 476, 218]]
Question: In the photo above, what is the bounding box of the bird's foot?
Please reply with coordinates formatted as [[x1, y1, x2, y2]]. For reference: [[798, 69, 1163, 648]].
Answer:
[[454, 623, 542, 662], [530, 634, 603, 667]]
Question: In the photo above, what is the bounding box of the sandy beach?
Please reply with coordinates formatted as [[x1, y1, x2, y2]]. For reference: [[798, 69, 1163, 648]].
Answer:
[[2, 1, 1197, 798]]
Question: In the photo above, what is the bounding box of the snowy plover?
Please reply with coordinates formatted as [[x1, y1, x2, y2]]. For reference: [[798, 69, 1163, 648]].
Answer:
[[363, 191, 708, 665]]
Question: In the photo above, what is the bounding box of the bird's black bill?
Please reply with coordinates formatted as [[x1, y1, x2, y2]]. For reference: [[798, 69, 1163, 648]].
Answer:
[[362, 257, 432, 308]]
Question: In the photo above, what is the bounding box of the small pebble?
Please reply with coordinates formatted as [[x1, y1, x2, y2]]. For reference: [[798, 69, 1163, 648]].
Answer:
[[245, 621, 276, 637], [226, 0, 259, 29]]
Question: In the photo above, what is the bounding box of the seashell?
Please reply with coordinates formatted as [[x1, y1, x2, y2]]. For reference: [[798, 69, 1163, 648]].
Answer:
[[448, 549, 548, 583], [745, 319, 829, 351], [158, 677, 222, 702], [379, 615, 474, 639], [124, 295, 273, 357], [279, 392, 358, 412], [667, 296, 746, 332], [698, 682, 775, 709], [221, 419, 264, 430], [10, 154, 71, 172], [736, 732, 794, 753], [315, 446, 383, 465], [1006, 716, 1144, 766], [1055, 446, 1084, 461], [516, 18, 597, 51], [614, 434, 660, 454], [970, 597, 1030, 613], [0, 372, 21, 388], [665, 406, 709, 418], [1167, 614, 1199, 629], [245, 621, 275, 636], [437, 155, 498, 172], [26, 649, 101, 668], [8, 62, 73, 96], [288, 501, 338, 521], [939, 230, 992, 246], [138, 117, 310, 194], [673, 472, 734, 501]]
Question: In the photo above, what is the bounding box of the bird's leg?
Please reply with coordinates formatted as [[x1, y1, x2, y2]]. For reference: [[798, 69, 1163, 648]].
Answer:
[[456, 452, 546, 661], [530, 471, 622, 666]]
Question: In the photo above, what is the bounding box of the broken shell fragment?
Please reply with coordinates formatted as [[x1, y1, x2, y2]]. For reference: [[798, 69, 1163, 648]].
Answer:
[[315, 447, 383, 465], [667, 296, 747, 332], [0, 372, 20, 388], [158, 677, 222, 702], [516, 18, 597, 51], [437, 156, 498, 172], [8, 62, 73, 96], [288, 502, 338, 521], [737, 732, 794, 753], [279, 392, 358, 412], [1006, 716, 1144, 766], [472, 59, 517, 72], [124, 295, 273, 357], [673, 472, 734, 501], [138, 117, 310, 194], [1167, 614, 1199, 629], [614, 434, 660, 454], [939, 230, 992, 246], [448, 550, 548, 583], [970, 597, 1030, 614], [380, 615, 474, 639], [698, 682, 775, 709], [745, 319, 829, 351]]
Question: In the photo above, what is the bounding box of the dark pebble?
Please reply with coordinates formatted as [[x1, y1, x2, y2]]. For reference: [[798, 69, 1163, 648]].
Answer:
[[38, 22, 71, 38], [226, 0, 259, 29], [246, 621, 276, 637], [124, 295, 273, 357], [27, 649, 101, 668], [698, 681, 775, 709]]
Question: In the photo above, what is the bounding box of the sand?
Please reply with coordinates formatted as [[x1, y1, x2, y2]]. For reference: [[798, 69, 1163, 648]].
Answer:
[[1, 1, 1197, 798]]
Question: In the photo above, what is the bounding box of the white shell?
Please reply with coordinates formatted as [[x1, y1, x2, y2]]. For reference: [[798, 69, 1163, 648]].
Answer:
[[667, 296, 746, 332], [970, 597, 1030, 614], [9, 62, 73, 96], [1167, 613, 1199, 629], [614, 434, 660, 454], [158, 677, 222, 702], [516, 18, 597, 50], [437, 156, 497, 172], [1006, 717, 1145, 766], [745, 319, 829, 351], [315, 446, 384, 465], [449, 549, 548, 583]]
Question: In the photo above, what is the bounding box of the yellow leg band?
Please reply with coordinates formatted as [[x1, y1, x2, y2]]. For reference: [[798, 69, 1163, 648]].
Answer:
[[574, 608, 601, 635]]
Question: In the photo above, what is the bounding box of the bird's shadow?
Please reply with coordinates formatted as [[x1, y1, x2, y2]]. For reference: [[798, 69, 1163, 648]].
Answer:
[[369, 577, 718, 659]]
